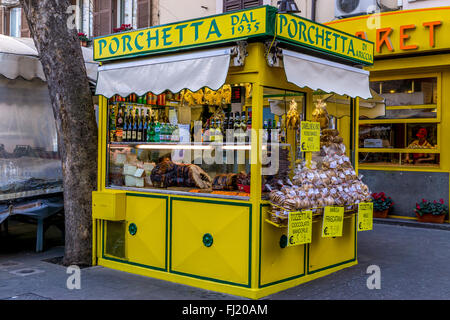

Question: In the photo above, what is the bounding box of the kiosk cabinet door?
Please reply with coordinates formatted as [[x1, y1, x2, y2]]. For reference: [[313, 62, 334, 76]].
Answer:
[[170, 199, 251, 287], [126, 194, 168, 271]]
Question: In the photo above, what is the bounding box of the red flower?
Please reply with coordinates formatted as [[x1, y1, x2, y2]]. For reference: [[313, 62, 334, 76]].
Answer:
[[416, 203, 420, 210], [380, 192, 385, 197], [422, 198, 426, 203], [440, 198, 445, 204], [434, 200, 437, 204]]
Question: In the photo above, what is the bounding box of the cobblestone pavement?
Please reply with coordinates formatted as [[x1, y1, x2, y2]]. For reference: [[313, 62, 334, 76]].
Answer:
[[0, 221, 449, 300]]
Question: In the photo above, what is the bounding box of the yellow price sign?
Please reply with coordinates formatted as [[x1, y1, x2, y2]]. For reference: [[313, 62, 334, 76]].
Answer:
[[358, 202, 373, 231], [300, 121, 320, 152], [288, 210, 312, 246], [322, 206, 344, 238]]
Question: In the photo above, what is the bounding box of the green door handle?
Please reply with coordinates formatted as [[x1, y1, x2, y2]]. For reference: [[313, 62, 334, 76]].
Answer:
[[279, 235, 287, 249], [129, 223, 137, 236], [203, 233, 213, 247]]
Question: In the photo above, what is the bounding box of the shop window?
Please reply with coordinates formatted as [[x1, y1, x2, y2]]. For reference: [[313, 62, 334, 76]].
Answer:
[[106, 84, 254, 199], [359, 74, 441, 168], [9, 7, 21, 37]]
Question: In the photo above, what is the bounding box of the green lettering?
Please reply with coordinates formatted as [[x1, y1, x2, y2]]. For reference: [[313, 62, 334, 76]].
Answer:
[[175, 24, 188, 43], [315, 27, 325, 46], [146, 29, 159, 48], [190, 21, 204, 41], [347, 39, 355, 56], [162, 27, 173, 46], [108, 38, 120, 55], [298, 21, 307, 42], [325, 30, 332, 50], [332, 33, 341, 50], [98, 39, 107, 56], [278, 15, 288, 34], [287, 18, 298, 38], [307, 25, 315, 45], [206, 19, 222, 40], [341, 35, 348, 53], [122, 35, 133, 52], [250, 12, 256, 22], [241, 13, 249, 24], [135, 32, 144, 50]]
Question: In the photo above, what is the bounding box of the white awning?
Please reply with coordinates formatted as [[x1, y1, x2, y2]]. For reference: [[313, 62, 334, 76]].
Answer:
[[0, 35, 98, 82], [282, 49, 372, 99], [95, 47, 233, 98]]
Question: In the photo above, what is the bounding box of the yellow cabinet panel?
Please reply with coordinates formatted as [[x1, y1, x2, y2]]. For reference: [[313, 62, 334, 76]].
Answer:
[[308, 214, 356, 274], [126, 194, 168, 271], [259, 206, 305, 287], [93, 191, 126, 221], [170, 199, 251, 287]]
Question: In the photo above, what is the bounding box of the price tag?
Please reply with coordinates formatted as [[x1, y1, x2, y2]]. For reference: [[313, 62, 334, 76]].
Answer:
[[300, 121, 320, 152], [358, 202, 373, 231], [288, 210, 312, 246], [322, 206, 344, 238]]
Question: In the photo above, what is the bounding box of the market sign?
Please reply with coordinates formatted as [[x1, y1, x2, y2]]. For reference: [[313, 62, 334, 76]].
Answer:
[[93, 6, 275, 61], [326, 7, 450, 58], [300, 121, 320, 152], [276, 13, 374, 65], [322, 206, 344, 238], [288, 210, 312, 246], [358, 202, 373, 231]]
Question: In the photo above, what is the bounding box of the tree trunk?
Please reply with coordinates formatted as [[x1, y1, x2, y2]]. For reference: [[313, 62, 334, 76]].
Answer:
[[19, 0, 97, 266]]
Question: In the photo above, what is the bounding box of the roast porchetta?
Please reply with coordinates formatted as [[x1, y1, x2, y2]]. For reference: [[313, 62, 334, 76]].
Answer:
[[150, 159, 212, 189]]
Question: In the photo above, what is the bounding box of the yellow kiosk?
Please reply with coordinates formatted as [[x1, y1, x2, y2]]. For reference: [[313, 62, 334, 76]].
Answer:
[[328, 7, 450, 222], [92, 5, 374, 299]]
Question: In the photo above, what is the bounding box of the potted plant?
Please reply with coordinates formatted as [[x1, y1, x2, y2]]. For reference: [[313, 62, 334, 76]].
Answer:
[[371, 192, 394, 218], [415, 199, 448, 224], [113, 24, 133, 33], [78, 32, 89, 47]]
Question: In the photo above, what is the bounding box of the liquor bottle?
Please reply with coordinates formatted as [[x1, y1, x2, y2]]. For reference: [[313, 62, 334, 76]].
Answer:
[[154, 120, 161, 143], [131, 110, 138, 142], [126, 109, 133, 142], [143, 114, 148, 143], [109, 105, 116, 142], [115, 105, 124, 142], [137, 109, 143, 142], [147, 117, 155, 142]]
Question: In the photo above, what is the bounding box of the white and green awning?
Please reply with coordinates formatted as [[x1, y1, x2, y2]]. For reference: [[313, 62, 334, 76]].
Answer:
[[95, 47, 233, 99]]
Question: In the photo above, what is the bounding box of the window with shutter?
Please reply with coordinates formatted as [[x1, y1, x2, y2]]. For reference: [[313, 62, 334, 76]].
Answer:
[[137, 0, 150, 29], [223, 0, 262, 12], [93, 0, 116, 37]]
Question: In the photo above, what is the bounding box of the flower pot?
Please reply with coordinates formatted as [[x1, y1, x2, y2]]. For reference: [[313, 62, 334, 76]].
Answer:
[[415, 212, 446, 224], [80, 40, 87, 47], [373, 209, 389, 218]]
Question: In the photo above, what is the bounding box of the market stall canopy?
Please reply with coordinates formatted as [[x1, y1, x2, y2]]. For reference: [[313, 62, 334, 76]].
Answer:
[[0, 35, 99, 82], [95, 47, 233, 99], [282, 49, 372, 100]]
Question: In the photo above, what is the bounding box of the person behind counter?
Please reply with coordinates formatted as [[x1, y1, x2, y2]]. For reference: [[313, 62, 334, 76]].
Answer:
[[404, 128, 435, 164]]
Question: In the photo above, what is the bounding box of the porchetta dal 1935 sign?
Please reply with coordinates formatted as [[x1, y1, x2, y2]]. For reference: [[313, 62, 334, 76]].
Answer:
[[93, 5, 374, 66]]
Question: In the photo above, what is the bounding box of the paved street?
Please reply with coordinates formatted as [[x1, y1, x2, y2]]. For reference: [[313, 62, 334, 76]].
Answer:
[[0, 221, 449, 300]]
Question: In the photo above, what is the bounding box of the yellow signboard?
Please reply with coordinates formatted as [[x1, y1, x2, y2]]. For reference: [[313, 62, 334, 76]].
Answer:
[[277, 13, 374, 65], [358, 202, 373, 231], [322, 206, 344, 238], [327, 7, 450, 58], [300, 121, 320, 152], [94, 6, 273, 61], [288, 210, 312, 246]]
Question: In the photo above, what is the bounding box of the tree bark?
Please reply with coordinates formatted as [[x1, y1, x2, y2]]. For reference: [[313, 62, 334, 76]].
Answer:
[[19, 0, 97, 266]]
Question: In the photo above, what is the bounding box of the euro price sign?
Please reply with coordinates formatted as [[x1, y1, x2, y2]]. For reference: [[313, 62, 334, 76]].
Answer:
[[301, 121, 320, 152], [322, 206, 344, 238], [288, 210, 312, 246], [358, 202, 373, 231]]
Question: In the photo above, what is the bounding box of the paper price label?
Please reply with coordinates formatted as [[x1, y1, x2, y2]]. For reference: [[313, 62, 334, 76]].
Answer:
[[322, 206, 344, 238], [288, 210, 312, 246], [358, 202, 373, 231], [300, 121, 320, 152]]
